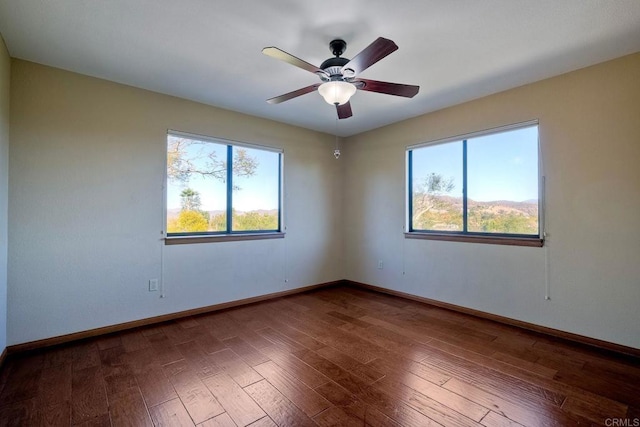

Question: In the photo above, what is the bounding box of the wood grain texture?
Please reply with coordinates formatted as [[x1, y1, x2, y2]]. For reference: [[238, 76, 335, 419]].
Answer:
[[207, 348, 263, 388], [162, 360, 224, 424], [73, 414, 112, 427], [201, 373, 266, 426], [349, 280, 640, 357], [134, 365, 178, 408], [149, 398, 194, 427], [1, 285, 638, 426], [40, 402, 71, 426], [244, 380, 317, 427], [253, 361, 331, 417], [197, 412, 237, 427], [246, 416, 279, 427], [70, 366, 108, 424], [222, 336, 270, 367], [260, 345, 330, 389], [480, 411, 526, 427], [109, 389, 153, 427], [38, 363, 72, 407], [0, 398, 39, 426]]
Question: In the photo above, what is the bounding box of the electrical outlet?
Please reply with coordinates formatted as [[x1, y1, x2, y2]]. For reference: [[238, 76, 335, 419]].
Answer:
[[149, 279, 159, 292], [377, 260, 384, 270]]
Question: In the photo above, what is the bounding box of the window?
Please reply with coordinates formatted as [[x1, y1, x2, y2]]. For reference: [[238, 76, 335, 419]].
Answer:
[[407, 122, 542, 246], [166, 131, 282, 241]]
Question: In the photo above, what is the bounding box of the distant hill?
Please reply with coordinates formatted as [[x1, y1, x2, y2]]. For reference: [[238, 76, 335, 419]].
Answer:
[[430, 196, 537, 215], [412, 194, 538, 233], [468, 198, 538, 216]]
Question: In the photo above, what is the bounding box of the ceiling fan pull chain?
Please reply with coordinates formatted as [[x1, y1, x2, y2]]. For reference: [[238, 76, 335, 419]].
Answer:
[[334, 116, 341, 159]]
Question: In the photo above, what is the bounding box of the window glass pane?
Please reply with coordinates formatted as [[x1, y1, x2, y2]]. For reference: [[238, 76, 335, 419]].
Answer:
[[466, 126, 539, 235], [411, 141, 463, 231], [232, 146, 280, 231], [166, 135, 227, 234]]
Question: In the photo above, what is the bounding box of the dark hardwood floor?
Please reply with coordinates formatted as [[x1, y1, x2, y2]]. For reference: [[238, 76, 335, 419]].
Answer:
[[0, 285, 638, 426]]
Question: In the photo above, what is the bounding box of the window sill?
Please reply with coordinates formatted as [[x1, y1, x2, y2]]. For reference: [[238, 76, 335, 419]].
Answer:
[[404, 232, 543, 247], [165, 232, 285, 245]]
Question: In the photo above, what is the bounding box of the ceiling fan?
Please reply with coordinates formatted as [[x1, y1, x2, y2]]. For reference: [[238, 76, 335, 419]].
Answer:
[[262, 37, 419, 119]]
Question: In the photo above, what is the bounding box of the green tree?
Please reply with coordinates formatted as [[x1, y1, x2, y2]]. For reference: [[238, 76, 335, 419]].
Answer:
[[468, 207, 537, 234], [180, 188, 201, 211], [209, 213, 227, 232], [167, 210, 209, 233], [233, 211, 278, 231], [165, 188, 210, 233], [412, 172, 459, 230]]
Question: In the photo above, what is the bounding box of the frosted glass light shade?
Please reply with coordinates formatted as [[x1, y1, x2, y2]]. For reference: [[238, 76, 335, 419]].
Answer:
[[318, 81, 357, 105]]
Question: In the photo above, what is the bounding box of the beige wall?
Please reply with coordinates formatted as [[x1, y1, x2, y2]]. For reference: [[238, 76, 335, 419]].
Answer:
[[8, 60, 344, 345], [6, 51, 640, 349], [343, 52, 640, 348], [344, 54, 640, 348], [0, 34, 9, 352]]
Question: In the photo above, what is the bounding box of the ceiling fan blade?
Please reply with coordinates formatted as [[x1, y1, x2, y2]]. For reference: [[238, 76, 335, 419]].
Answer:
[[354, 78, 420, 98], [266, 84, 321, 104], [342, 37, 398, 76], [262, 47, 329, 77], [336, 102, 353, 119]]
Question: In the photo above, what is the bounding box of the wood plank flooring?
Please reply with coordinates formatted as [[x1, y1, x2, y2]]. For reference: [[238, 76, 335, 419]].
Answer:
[[1, 285, 639, 426]]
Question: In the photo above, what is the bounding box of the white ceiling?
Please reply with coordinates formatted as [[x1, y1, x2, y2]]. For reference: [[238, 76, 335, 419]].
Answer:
[[1, 1, 640, 137]]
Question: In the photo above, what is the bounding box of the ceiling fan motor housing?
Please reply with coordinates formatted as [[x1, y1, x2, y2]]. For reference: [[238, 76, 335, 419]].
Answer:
[[320, 39, 351, 81], [319, 57, 349, 80], [329, 39, 347, 56]]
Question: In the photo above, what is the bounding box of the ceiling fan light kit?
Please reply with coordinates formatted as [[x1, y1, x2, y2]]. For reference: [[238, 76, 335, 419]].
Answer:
[[262, 37, 419, 119], [318, 81, 357, 105]]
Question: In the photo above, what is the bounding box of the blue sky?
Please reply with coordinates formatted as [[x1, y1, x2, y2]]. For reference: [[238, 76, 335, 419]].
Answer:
[[166, 137, 280, 212], [168, 125, 538, 213], [412, 126, 539, 202]]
